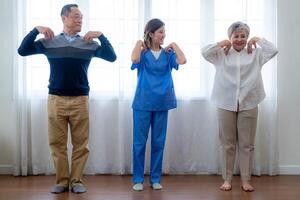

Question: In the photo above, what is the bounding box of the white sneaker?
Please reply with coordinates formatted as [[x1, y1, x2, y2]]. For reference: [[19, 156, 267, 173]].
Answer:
[[152, 183, 163, 190], [133, 183, 143, 191]]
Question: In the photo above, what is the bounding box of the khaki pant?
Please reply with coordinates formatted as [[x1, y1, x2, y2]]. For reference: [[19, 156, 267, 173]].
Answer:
[[217, 107, 258, 181], [48, 94, 89, 187]]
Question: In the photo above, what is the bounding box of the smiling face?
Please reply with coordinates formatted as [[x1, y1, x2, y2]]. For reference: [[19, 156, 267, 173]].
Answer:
[[230, 29, 248, 52], [62, 7, 83, 33], [150, 26, 166, 46]]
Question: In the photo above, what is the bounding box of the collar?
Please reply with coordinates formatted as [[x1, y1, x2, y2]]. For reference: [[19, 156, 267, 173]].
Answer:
[[60, 32, 80, 42], [61, 32, 80, 37]]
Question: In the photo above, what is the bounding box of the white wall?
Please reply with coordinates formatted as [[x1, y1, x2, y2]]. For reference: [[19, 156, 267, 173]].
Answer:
[[277, 0, 300, 174], [0, 0, 299, 174], [0, 0, 16, 174]]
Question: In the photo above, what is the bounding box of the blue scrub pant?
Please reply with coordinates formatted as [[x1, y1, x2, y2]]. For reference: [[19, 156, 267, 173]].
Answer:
[[132, 109, 168, 184]]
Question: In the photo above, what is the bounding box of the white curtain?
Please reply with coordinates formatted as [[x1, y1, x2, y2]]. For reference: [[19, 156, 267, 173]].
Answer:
[[13, 0, 278, 176]]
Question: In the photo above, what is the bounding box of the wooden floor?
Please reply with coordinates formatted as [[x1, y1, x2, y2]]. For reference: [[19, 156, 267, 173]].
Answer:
[[0, 175, 299, 200]]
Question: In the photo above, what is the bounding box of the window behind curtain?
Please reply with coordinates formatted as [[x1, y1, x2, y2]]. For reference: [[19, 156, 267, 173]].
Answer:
[[26, 0, 77, 97], [151, 0, 202, 98], [87, 0, 139, 98], [24, 0, 274, 99], [214, 0, 263, 40]]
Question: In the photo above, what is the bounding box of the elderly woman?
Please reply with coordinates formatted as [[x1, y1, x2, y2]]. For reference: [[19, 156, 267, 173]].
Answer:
[[201, 21, 278, 192]]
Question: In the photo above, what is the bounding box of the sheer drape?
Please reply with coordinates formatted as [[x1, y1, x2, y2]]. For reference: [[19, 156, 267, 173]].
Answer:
[[13, 0, 278, 176]]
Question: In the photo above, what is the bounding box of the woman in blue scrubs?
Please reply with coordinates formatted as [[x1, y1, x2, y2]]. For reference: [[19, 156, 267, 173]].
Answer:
[[131, 18, 186, 191]]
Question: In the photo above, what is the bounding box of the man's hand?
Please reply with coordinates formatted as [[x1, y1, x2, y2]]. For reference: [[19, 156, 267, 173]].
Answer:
[[36, 26, 54, 40], [83, 31, 103, 42]]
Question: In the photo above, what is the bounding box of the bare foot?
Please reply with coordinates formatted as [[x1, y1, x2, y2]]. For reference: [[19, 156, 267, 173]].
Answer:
[[220, 181, 232, 191], [241, 181, 255, 192]]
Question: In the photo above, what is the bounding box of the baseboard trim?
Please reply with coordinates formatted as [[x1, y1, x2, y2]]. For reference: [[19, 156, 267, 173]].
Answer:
[[1, 165, 300, 175], [279, 165, 300, 175], [0, 165, 14, 175]]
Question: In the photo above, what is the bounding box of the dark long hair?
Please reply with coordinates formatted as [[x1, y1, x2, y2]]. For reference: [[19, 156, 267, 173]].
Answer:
[[143, 18, 165, 49]]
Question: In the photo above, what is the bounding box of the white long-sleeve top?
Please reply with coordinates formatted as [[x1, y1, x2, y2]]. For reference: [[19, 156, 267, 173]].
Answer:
[[201, 38, 278, 111]]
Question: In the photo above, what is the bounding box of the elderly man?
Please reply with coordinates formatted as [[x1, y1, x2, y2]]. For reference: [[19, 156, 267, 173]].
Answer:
[[18, 4, 116, 193]]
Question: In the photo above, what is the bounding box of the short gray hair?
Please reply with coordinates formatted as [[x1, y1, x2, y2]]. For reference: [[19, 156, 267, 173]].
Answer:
[[61, 4, 78, 16], [227, 21, 250, 38]]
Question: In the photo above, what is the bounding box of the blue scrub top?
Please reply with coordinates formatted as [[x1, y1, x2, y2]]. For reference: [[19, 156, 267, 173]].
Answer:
[[131, 49, 179, 111]]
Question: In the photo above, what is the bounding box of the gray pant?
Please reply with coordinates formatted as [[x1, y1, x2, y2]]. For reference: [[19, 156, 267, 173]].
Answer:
[[217, 107, 258, 181]]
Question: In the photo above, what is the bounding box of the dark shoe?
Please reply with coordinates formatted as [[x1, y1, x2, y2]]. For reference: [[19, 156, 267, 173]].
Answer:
[[71, 184, 87, 194], [50, 185, 69, 193]]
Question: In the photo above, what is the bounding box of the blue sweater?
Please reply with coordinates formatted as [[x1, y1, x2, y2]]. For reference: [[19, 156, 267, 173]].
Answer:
[[18, 28, 117, 96]]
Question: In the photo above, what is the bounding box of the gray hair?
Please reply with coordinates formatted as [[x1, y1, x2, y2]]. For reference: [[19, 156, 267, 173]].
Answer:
[[227, 21, 250, 38], [61, 4, 78, 16]]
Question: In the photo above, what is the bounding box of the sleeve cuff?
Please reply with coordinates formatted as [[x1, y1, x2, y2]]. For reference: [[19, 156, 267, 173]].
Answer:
[[256, 38, 266, 46], [98, 34, 107, 41], [32, 27, 40, 35]]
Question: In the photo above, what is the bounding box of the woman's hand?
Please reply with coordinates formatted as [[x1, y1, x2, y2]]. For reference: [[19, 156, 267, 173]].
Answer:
[[247, 37, 261, 54], [165, 42, 187, 65], [139, 40, 147, 51], [164, 42, 176, 52], [217, 40, 232, 55], [131, 40, 146, 63]]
